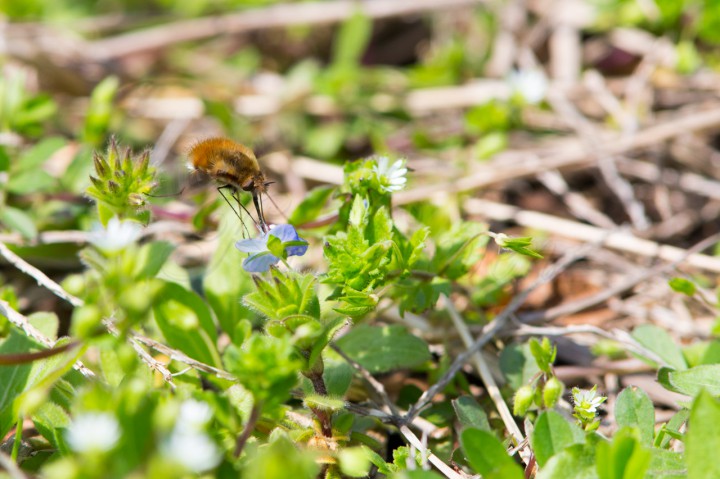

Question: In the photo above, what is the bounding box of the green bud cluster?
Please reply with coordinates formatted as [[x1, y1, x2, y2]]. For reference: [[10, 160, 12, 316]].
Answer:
[[86, 137, 157, 225]]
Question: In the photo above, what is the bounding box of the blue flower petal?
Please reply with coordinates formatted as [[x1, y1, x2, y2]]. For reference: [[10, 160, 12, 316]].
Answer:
[[242, 252, 279, 273], [286, 242, 308, 257], [235, 236, 269, 253], [269, 224, 300, 242]]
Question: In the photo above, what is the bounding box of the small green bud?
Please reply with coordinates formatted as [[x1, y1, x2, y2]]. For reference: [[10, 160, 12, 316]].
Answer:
[[107, 180, 120, 193], [93, 154, 109, 179], [71, 305, 103, 339], [136, 151, 150, 175], [543, 377, 564, 409], [62, 274, 86, 297], [128, 193, 145, 207], [89, 175, 104, 191], [513, 385, 534, 416]]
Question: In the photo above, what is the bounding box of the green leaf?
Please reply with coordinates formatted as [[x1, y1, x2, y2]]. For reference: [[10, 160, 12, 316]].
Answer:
[[152, 281, 221, 367], [529, 337, 556, 374], [321, 349, 354, 397], [6, 169, 55, 194], [433, 221, 488, 280], [267, 233, 285, 259], [668, 277, 696, 296], [596, 428, 651, 479], [0, 206, 37, 238], [27, 312, 58, 340], [0, 331, 42, 437], [133, 241, 174, 279], [658, 364, 720, 397], [536, 444, 597, 479], [332, 11, 372, 67], [0, 146, 9, 171], [494, 235, 543, 259], [499, 342, 541, 390], [335, 325, 430, 373], [244, 271, 320, 322], [15, 137, 65, 171], [656, 409, 689, 449], [615, 387, 654, 447], [32, 401, 70, 450], [304, 122, 346, 159], [459, 428, 524, 479], [452, 395, 490, 431], [532, 411, 585, 466], [225, 334, 302, 414], [204, 213, 255, 333], [687, 391, 720, 479], [82, 76, 119, 145], [289, 185, 335, 226], [646, 449, 685, 479], [632, 324, 687, 370]]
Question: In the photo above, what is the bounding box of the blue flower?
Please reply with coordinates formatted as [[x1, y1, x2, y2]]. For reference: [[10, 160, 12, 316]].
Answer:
[[235, 224, 308, 273]]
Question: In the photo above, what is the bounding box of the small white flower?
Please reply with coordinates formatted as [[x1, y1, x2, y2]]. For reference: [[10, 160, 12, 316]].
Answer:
[[373, 156, 408, 193], [176, 399, 213, 434], [572, 386, 606, 414], [509, 69, 548, 105], [163, 430, 221, 473], [88, 217, 142, 253], [65, 412, 120, 453]]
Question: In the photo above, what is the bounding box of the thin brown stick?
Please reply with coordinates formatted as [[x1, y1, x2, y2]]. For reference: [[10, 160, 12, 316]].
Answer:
[[444, 294, 531, 465], [0, 341, 80, 365], [0, 300, 94, 378], [88, 0, 483, 61], [463, 198, 720, 273], [395, 105, 720, 205], [518, 231, 720, 324], [331, 344, 400, 417], [399, 425, 466, 479], [0, 241, 83, 307], [405, 242, 593, 421], [235, 405, 261, 457]]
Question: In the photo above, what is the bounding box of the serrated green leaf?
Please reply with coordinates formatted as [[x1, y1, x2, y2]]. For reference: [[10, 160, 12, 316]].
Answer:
[[335, 325, 430, 373]]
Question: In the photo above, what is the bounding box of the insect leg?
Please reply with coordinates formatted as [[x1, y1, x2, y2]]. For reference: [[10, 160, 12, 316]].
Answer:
[[230, 189, 265, 235], [217, 185, 252, 237]]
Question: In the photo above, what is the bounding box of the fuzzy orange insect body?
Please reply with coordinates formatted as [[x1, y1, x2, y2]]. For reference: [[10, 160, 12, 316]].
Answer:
[[188, 137, 271, 232]]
